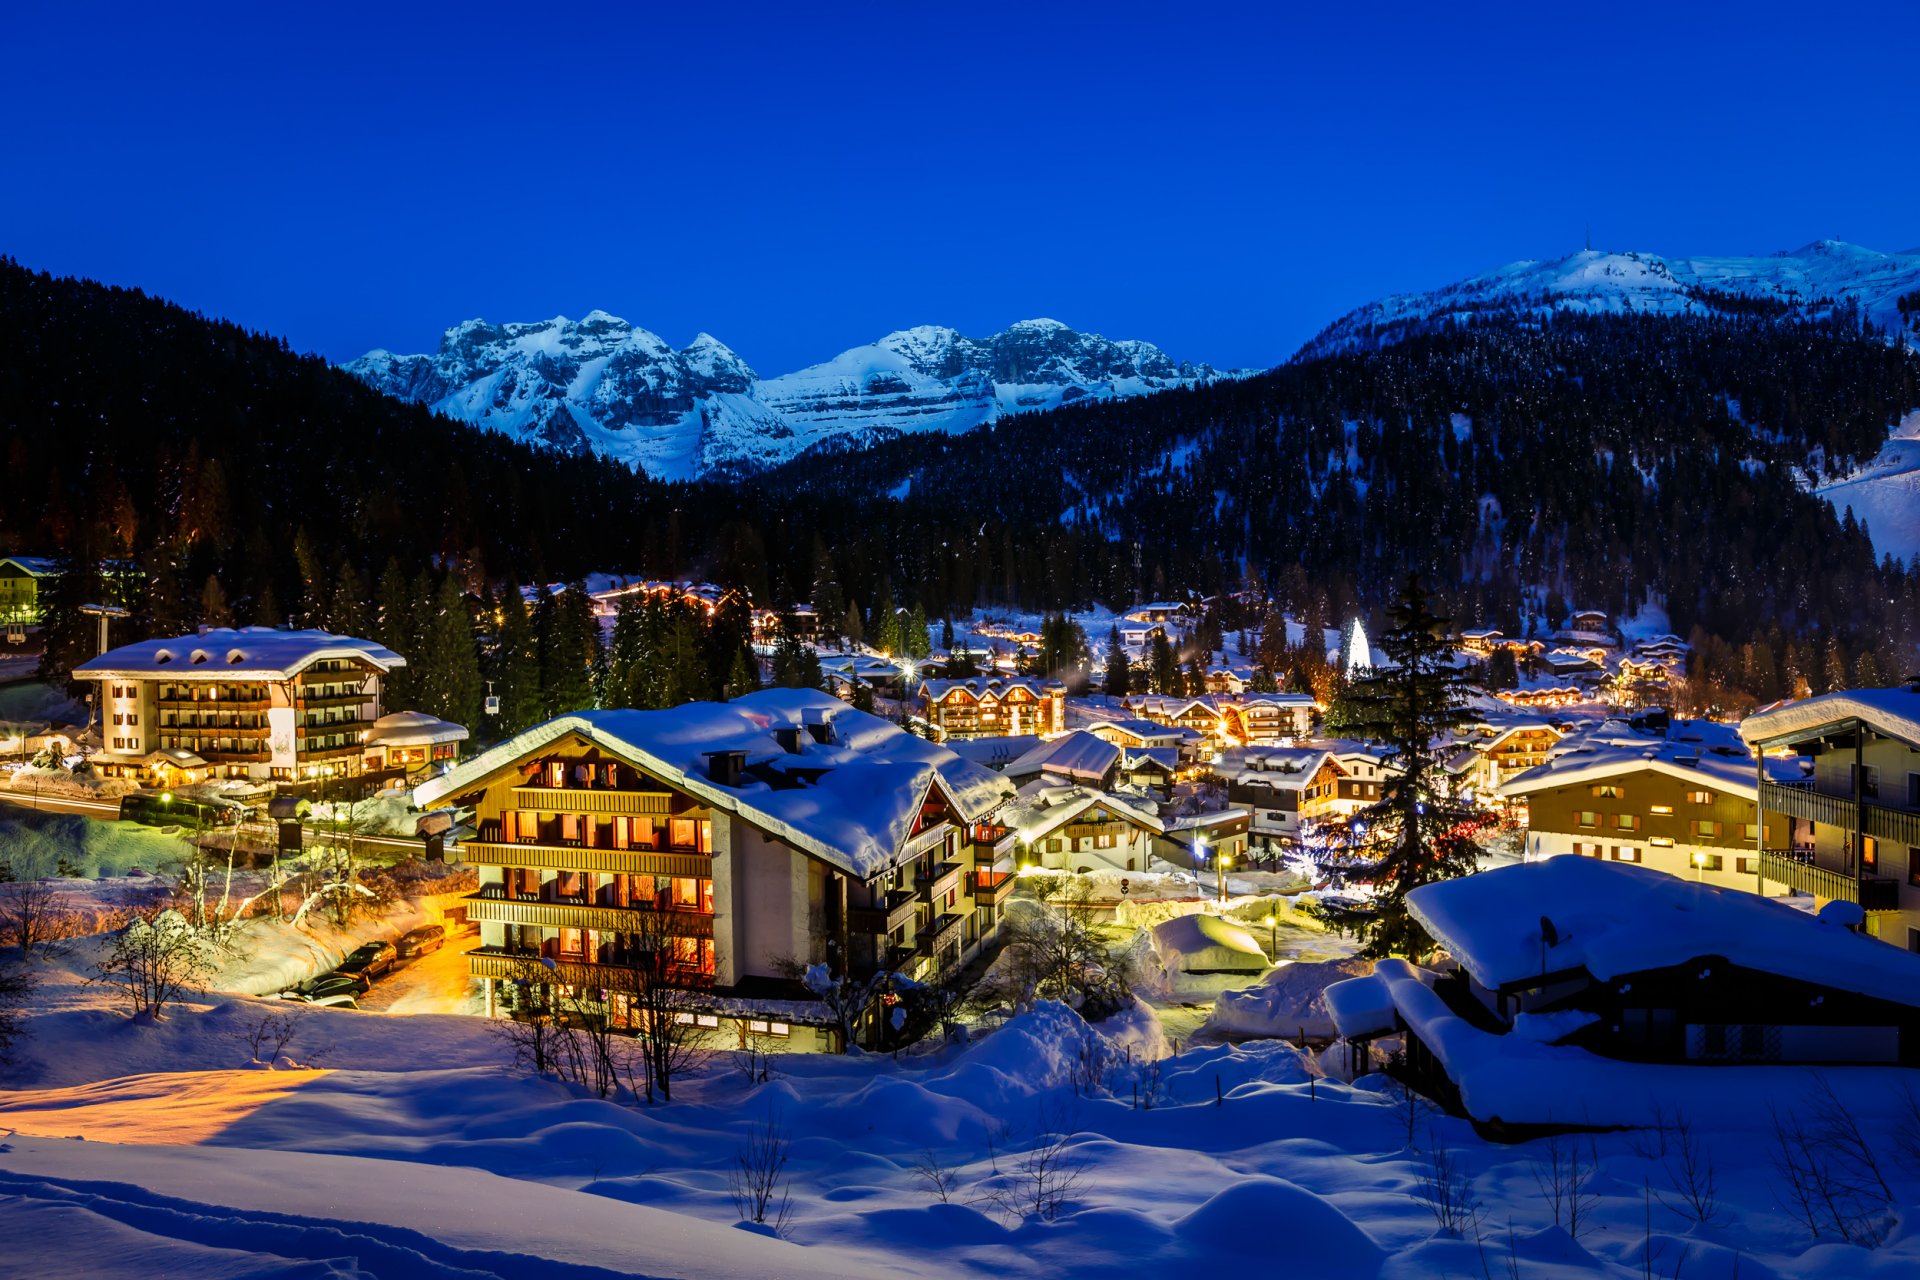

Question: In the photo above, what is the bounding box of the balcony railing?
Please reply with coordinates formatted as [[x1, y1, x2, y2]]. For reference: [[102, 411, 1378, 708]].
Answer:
[[1757, 849, 1901, 912], [466, 946, 715, 989], [459, 840, 711, 877], [466, 893, 715, 936], [968, 869, 1016, 907], [902, 821, 955, 861], [849, 889, 917, 935], [915, 860, 962, 903], [928, 911, 965, 950], [511, 786, 674, 816], [1760, 781, 1920, 849]]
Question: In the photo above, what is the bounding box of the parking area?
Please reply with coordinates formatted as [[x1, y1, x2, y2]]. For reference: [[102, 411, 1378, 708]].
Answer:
[[355, 922, 485, 1016]]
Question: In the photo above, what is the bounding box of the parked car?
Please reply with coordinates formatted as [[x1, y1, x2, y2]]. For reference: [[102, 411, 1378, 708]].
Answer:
[[396, 924, 445, 959], [295, 973, 366, 1007], [334, 941, 397, 982]]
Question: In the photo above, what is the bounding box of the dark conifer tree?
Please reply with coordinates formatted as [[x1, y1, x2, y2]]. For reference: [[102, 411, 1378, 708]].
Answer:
[[1334, 575, 1485, 958], [1103, 624, 1131, 696]]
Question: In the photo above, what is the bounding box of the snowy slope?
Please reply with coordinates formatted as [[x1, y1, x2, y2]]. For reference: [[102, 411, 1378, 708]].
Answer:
[[1299, 240, 1920, 359], [1816, 409, 1920, 563], [347, 315, 1229, 479]]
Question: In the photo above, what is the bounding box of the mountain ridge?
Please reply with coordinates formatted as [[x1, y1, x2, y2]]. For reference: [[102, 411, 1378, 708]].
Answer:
[[346, 314, 1232, 479], [1298, 240, 1920, 361]]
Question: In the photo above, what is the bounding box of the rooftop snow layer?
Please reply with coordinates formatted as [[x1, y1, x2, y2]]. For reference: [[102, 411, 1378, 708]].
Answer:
[[1149, 913, 1270, 973], [75, 627, 405, 680], [416, 689, 1011, 880], [1497, 716, 1792, 799], [1004, 731, 1120, 783], [1740, 685, 1920, 751], [1407, 857, 1920, 1008]]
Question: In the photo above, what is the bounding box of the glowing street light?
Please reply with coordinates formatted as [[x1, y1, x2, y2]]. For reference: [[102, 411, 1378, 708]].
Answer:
[[1263, 911, 1278, 955]]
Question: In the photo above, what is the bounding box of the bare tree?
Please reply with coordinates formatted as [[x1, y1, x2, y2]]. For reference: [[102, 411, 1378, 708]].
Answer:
[[910, 1149, 963, 1204], [773, 956, 884, 1053], [1416, 1122, 1478, 1235], [490, 954, 579, 1077], [734, 1034, 780, 1085], [0, 878, 66, 956], [1531, 1133, 1599, 1241], [980, 1103, 1085, 1224], [603, 915, 715, 1102], [729, 1108, 795, 1235], [91, 909, 216, 1020], [1651, 1110, 1723, 1227], [233, 1005, 311, 1065], [971, 877, 1131, 1018]]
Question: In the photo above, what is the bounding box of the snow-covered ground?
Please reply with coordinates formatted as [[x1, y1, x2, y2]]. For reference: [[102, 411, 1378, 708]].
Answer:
[[4, 835, 1919, 1276], [1816, 409, 1920, 564]]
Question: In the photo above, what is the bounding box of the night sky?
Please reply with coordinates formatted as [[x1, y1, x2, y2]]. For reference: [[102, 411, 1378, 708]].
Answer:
[[6, 0, 1917, 374]]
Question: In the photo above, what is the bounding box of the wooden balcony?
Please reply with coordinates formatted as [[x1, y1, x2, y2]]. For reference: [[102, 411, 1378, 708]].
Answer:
[[295, 692, 368, 708], [158, 696, 271, 711], [466, 946, 715, 989], [849, 889, 917, 935], [969, 869, 1016, 907], [466, 892, 715, 937], [1757, 849, 1901, 912], [1760, 781, 1920, 849], [459, 840, 710, 877], [915, 860, 962, 903], [928, 911, 965, 952], [902, 821, 955, 861], [511, 786, 674, 816]]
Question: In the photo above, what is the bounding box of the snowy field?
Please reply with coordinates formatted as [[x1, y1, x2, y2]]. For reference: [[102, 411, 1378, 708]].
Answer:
[[5, 905, 1920, 1277]]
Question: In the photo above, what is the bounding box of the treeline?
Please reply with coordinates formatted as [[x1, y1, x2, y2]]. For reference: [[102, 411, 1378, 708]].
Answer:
[[8, 257, 1920, 713]]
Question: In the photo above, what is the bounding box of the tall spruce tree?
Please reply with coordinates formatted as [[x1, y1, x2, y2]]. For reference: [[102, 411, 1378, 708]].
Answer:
[[417, 573, 483, 728], [1335, 575, 1484, 958], [491, 585, 543, 733], [1103, 624, 1131, 696], [329, 561, 372, 639]]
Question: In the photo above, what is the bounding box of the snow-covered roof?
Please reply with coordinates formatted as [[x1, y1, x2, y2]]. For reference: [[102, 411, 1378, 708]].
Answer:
[[1497, 717, 1790, 799], [0, 555, 59, 577], [1004, 731, 1120, 784], [1215, 746, 1336, 788], [417, 689, 1012, 880], [1740, 686, 1920, 752], [942, 734, 1041, 769], [365, 711, 470, 748], [1408, 857, 1920, 1008], [1324, 958, 1422, 1039], [1122, 747, 1179, 773], [1000, 782, 1163, 844], [75, 628, 405, 681], [1085, 718, 1182, 742], [921, 675, 1061, 701]]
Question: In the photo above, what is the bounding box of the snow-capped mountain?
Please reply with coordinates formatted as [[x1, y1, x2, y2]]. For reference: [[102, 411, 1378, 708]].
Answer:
[[1299, 240, 1920, 359], [346, 315, 1225, 479]]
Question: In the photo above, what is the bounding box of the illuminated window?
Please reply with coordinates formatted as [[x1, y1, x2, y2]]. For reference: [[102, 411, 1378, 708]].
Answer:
[[1687, 790, 1714, 806], [1650, 804, 1674, 816], [1576, 810, 1599, 828]]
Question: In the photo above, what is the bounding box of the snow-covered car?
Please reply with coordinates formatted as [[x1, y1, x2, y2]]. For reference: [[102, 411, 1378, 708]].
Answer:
[[395, 924, 445, 959], [334, 941, 396, 982]]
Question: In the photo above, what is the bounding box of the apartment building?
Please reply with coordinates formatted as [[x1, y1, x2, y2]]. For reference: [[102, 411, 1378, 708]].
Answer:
[[1500, 717, 1791, 894], [1217, 745, 1349, 850], [75, 627, 414, 785], [1742, 684, 1920, 951], [0, 556, 57, 625], [416, 689, 1018, 1051], [918, 676, 1066, 741]]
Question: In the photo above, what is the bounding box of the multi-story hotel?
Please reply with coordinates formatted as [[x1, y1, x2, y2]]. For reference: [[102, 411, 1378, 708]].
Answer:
[[918, 676, 1066, 741], [1742, 684, 1920, 951], [75, 627, 414, 786], [1500, 718, 1792, 894], [415, 689, 1020, 1050]]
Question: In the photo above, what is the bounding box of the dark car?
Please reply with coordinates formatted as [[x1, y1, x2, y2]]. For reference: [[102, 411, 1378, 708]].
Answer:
[[334, 940, 397, 982], [396, 923, 445, 959], [294, 973, 366, 1007]]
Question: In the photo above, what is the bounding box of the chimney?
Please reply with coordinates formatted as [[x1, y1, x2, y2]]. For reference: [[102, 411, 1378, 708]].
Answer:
[[773, 726, 805, 754], [702, 750, 746, 787], [804, 709, 836, 744]]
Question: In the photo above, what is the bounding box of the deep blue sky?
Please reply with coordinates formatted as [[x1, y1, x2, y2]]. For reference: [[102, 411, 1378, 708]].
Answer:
[[5, 2, 1917, 375]]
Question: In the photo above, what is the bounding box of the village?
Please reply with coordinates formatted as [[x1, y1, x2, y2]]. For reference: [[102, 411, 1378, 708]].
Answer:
[[6, 562, 1919, 1118]]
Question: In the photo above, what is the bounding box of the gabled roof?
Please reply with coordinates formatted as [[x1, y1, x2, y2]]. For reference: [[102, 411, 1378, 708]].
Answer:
[[1004, 731, 1121, 784], [1409, 857, 1920, 1009], [75, 627, 405, 680], [1001, 782, 1165, 843], [921, 675, 1061, 701], [0, 555, 59, 577], [416, 689, 1011, 880]]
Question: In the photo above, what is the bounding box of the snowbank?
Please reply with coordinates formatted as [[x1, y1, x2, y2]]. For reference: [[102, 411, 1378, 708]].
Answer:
[[1208, 956, 1375, 1041]]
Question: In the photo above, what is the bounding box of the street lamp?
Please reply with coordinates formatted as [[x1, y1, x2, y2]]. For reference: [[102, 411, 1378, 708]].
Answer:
[[1692, 850, 1707, 882], [1264, 911, 1277, 955]]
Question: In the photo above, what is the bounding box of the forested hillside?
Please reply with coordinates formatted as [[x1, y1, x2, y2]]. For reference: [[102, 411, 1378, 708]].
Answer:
[[5, 258, 1918, 711]]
